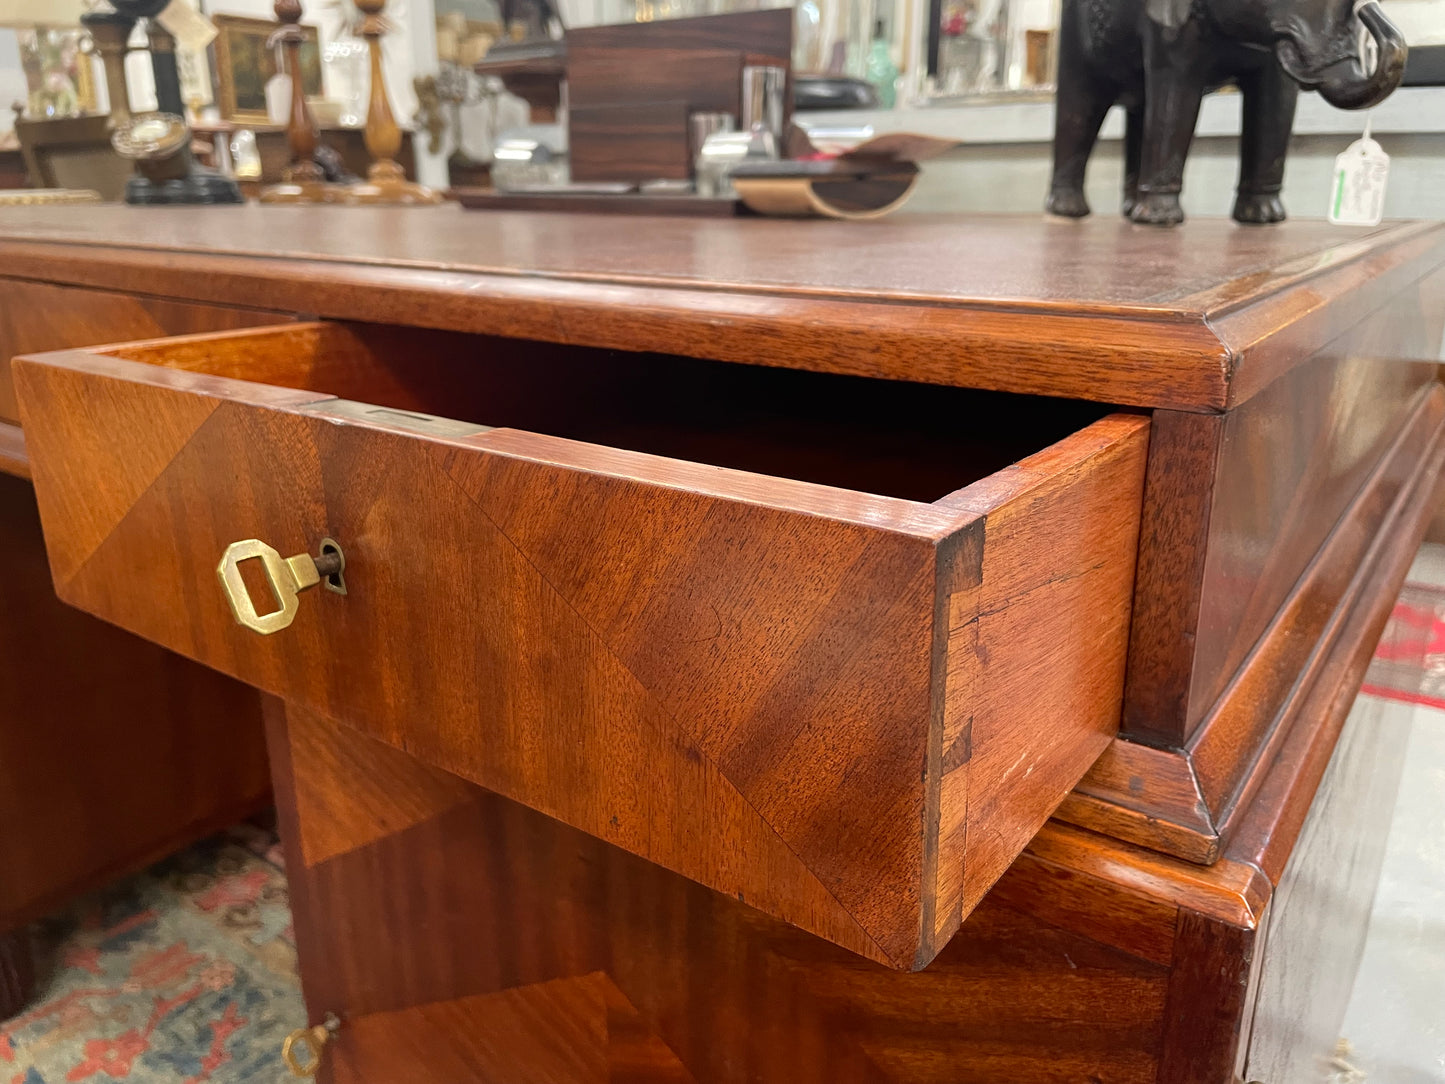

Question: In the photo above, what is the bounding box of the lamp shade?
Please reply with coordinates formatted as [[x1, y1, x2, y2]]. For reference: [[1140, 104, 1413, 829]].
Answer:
[[0, 0, 90, 26]]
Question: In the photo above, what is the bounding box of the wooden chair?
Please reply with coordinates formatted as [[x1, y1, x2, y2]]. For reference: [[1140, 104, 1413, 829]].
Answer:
[[14, 113, 131, 201]]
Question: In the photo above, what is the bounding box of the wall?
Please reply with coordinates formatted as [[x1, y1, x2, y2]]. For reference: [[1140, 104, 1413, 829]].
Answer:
[[0, 33, 22, 130], [1380, 0, 1445, 44]]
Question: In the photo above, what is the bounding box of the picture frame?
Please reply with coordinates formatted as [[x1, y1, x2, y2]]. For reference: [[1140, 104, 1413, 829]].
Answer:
[[211, 14, 323, 124]]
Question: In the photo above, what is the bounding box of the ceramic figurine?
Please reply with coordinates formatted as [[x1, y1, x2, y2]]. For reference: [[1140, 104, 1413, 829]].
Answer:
[[1046, 0, 1407, 225]]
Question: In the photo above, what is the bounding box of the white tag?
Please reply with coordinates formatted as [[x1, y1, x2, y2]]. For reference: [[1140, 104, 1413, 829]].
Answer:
[[1329, 132, 1389, 226], [157, 0, 218, 53]]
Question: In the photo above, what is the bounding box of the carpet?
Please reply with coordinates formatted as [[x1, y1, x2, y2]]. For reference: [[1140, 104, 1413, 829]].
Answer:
[[1, 820, 303, 1083], [1362, 580, 1445, 710]]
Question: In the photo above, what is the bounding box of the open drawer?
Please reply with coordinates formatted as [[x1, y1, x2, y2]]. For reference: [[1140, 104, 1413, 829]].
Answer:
[[14, 322, 1147, 970]]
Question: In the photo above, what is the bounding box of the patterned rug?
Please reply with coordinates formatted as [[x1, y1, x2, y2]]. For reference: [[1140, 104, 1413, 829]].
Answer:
[[1363, 580, 1445, 710], [1, 820, 303, 1083]]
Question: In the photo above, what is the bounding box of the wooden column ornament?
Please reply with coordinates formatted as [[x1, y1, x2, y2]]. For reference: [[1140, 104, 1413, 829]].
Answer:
[[82, 10, 136, 131], [261, 0, 334, 203], [343, 0, 442, 205]]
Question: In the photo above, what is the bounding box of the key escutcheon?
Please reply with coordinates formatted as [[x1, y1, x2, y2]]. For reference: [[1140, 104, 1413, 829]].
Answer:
[[217, 537, 345, 635]]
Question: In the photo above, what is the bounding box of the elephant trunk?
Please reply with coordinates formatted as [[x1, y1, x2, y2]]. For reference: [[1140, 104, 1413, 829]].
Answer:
[[1317, 1, 1407, 110]]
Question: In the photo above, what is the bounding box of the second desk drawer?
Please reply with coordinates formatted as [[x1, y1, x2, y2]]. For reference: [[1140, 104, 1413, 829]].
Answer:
[[14, 321, 1148, 970]]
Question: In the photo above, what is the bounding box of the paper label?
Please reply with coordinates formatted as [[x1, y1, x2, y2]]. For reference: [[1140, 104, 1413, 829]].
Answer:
[[1329, 135, 1389, 226], [158, 0, 218, 53]]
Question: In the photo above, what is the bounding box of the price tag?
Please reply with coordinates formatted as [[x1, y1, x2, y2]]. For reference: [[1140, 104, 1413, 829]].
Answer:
[[157, 0, 218, 52], [1328, 130, 1389, 227]]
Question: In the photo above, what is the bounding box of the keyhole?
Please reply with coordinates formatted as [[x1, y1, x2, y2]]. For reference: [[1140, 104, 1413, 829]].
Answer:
[[318, 538, 347, 595]]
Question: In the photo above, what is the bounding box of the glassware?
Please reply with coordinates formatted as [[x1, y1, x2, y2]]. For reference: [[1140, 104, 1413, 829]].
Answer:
[[18, 28, 93, 119], [323, 37, 369, 127], [230, 128, 263, 179], [866, 21, 900, 107]]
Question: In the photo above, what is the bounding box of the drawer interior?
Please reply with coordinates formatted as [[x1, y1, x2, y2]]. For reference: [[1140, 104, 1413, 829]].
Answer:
[[103, 322, 1114, 503]]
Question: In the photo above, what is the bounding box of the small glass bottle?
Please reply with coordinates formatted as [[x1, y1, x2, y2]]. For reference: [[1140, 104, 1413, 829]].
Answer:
[[865, 20, 899, 109]]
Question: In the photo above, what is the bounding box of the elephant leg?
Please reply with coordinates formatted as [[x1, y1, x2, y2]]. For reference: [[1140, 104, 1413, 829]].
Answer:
[[1122, 106, 1144, 218], [1133, 23, 1208, 226], [1234, 62, 1299, 223], [1046, 0, 1112, 217]]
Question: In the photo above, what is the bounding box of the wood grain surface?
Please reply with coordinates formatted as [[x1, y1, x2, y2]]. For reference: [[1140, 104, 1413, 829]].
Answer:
[[1119, 408, 1223, 748], [565, 9, 791, 184], [569, 101, 692, 182], [267, 667, 1413, 1084], [1124, 343, 1442, 750], [0, 275, 282, 1021], [0, 422, 26, 479], [0, 473, 271, 934], [14, 321, 1147, 969], [270, 702, 1177, 1084], [0, 210, 1439, 411], [1061, 384, 1445, 860], [565, 47, 744, 113], [0, 277, 291, 424]]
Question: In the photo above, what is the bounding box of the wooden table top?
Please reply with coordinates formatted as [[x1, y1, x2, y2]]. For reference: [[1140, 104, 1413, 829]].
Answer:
[[0, 205, 1439, 412]]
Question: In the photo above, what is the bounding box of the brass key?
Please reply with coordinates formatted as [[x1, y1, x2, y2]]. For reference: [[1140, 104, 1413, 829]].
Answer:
[[217, 537, 345, 635], [282, 1014, 340, 1077]]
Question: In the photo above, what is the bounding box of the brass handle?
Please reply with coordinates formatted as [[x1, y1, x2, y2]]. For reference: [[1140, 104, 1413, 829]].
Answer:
[[282, 1014, 340, 1077], [217, 536, 345, 635]]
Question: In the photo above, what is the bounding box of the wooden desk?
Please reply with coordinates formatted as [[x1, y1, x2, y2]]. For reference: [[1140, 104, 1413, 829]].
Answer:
[[1, 206, 1441, 1082]]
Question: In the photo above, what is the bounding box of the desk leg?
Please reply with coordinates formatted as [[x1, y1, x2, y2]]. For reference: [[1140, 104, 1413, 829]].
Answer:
[[0, 927, 35, 1020]]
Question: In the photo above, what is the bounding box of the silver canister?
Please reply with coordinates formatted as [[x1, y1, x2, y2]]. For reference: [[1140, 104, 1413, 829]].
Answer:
[[740, 65, 786, 142], [689, 111, 735, 177]]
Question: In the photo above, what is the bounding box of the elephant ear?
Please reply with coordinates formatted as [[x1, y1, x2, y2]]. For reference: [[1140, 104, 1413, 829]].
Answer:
[[1146, 0, 1192, 32]]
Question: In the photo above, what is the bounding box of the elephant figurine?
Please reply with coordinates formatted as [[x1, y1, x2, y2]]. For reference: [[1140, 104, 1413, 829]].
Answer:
[[1046, 0, 1407, 225]]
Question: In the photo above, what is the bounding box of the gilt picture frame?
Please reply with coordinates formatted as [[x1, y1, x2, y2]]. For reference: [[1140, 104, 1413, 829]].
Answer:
[[212, 14, 322, 124]]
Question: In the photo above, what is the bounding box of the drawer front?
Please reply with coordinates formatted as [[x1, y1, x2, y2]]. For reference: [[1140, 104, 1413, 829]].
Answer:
[[14, 328, 1147, 970]]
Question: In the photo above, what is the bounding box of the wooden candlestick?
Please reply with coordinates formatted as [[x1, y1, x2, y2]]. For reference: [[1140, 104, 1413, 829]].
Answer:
[[261, 0, 336, 203], [82, 10, 136, 131], [343, 0, 442, 205]]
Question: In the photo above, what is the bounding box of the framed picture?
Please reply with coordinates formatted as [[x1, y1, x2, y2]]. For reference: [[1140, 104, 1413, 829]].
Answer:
[[211, 14, 323, 124]]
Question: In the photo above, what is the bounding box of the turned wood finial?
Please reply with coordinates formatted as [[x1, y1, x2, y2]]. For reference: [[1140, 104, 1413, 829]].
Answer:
[[81, 10, 136, 129], [355, 0, 403, 178], [273, 0, 321, 184], [338, 0, 441, 203]]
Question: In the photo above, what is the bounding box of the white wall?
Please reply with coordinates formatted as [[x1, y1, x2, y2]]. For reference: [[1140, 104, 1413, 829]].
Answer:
[[1380, 0, 1445, 45]]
